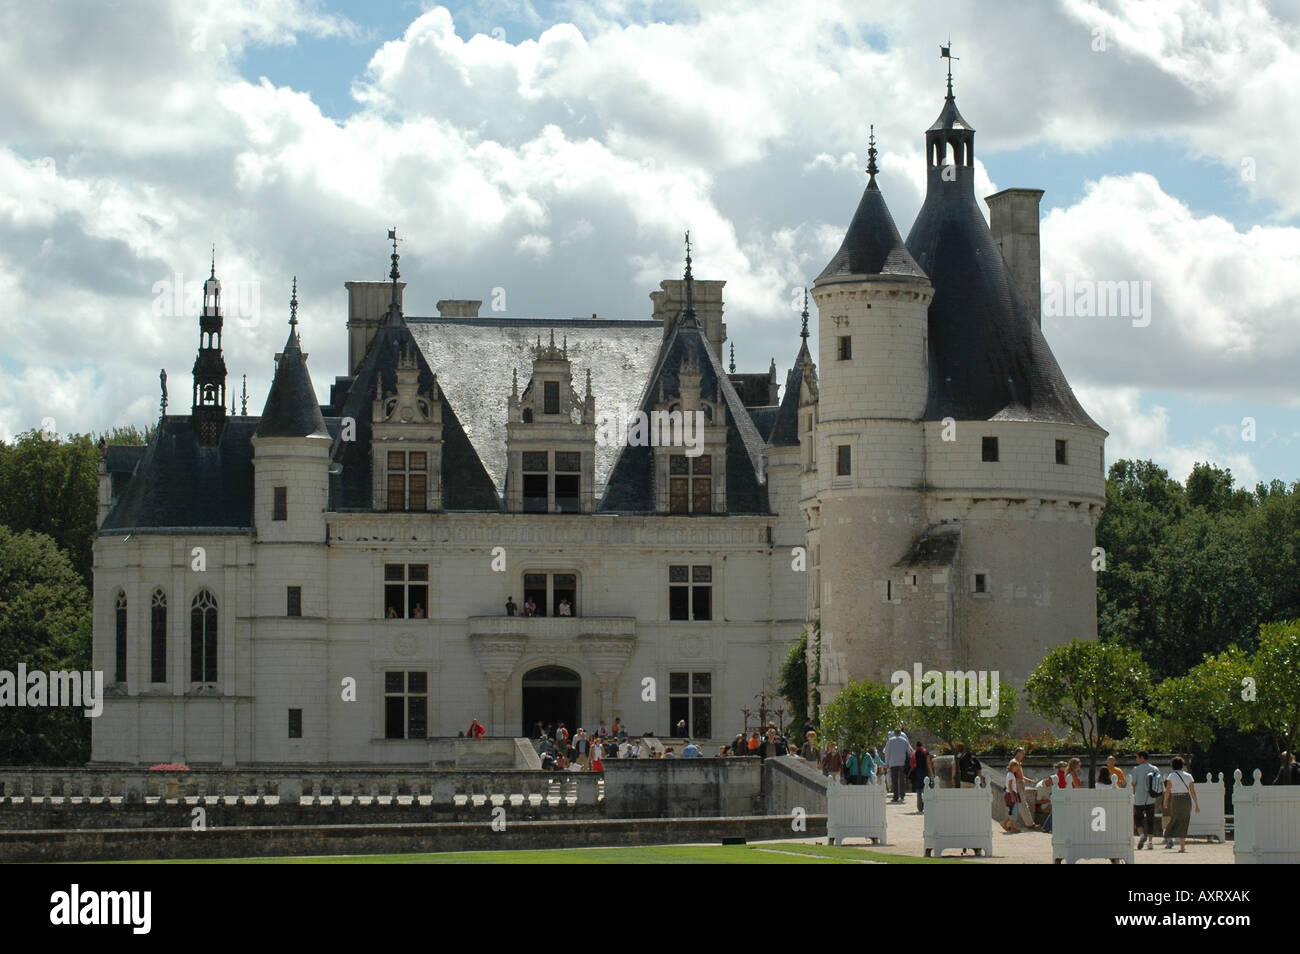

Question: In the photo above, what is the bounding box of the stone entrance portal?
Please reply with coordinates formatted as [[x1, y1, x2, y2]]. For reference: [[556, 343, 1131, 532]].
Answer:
[[522, 666, 581, 738]]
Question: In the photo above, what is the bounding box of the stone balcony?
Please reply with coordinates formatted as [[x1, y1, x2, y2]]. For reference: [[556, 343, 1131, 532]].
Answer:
[[466, 615, 636, 640]]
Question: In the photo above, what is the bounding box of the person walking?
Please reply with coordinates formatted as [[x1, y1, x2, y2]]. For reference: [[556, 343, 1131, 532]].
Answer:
[[911, 740, 934, 812], [1162, 757, 1199, 852], [1130, 751, 1161, 850], [591, 738, 605, 773], [1002, 758, 1023, 833], [820, 743, 843, 783], [884, 730, 912, 802], [1010, 748, 1037, 829]]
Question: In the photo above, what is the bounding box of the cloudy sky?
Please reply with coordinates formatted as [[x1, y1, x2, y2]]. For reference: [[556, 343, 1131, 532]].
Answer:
[[2, 0, 1297, 486]]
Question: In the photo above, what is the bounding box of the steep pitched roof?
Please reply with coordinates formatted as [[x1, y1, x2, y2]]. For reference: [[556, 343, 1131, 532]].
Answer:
[[330, 322, 501, 512], [256, 330, 329, 438], [598, 317, 769, 514], [99, 418, 260, 532], [818, 178, 927, 282]]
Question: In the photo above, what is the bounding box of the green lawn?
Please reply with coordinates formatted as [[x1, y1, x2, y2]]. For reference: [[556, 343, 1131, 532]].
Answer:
[[119, 842, 962, 865]]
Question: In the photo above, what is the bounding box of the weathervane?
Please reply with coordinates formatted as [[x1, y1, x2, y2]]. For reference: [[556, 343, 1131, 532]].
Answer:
[[940, 41, 959, 97]]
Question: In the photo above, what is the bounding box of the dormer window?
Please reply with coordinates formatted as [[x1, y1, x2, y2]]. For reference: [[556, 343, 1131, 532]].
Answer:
[[544, 381, 560, 415], [387, 451, 427, 511]]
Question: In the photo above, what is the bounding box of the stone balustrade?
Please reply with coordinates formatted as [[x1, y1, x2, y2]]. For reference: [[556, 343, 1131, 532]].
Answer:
[[466, 615, 636, 639], [0, 767, 602, 810]]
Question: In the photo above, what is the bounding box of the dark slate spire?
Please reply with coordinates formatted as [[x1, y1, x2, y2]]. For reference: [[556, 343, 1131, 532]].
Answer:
[[800, 288, 810, 341], [257, 281, 328, 439], [383, 228, 404, 327], [817, 130, 926, 282], [904, 72, 1099, 428], [680, 230, 698, 326], [729, 342, 736, 374], [191, 252, 227, 446]]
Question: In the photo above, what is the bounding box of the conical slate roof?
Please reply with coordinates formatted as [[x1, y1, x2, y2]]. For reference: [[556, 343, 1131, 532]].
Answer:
[[256, 331, 329, 438], [817, 178, 926, 282]]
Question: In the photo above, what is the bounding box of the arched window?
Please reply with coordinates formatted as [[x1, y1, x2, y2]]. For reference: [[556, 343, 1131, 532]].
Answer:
[[190, 589, 218, 683], [114, 591, 127, 683], [150, 589, 167, 683]]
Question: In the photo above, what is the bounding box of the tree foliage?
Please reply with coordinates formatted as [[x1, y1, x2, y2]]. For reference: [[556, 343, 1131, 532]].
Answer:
[[910, 681, 1018, 752], [818, 681, 896, 755], [778, 629, 809, 734], [1026, 639, 1149, 784]]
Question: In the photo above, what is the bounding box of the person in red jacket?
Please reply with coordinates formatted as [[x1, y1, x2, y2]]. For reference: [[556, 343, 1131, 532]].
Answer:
[[468, 718, 486, 739]]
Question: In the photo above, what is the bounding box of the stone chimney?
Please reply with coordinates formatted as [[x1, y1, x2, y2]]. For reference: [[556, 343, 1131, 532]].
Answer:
[[436, 300, 482, 318], [651, 278, 726, 360], [985, 188, 1044, 326], [345, 280, 405, 375]]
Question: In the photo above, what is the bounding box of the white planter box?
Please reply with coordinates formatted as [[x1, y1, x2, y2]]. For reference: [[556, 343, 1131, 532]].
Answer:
[[1233, 768, 1300, 864], [827, 781, 887, 846], [923, 776, 994, 857], [1186, 773, 1227, 842], [1050, 784, 1134, 864]]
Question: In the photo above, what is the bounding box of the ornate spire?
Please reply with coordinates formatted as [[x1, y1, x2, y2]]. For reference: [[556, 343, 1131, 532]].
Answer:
[[866, 125, 878, 183], [289, 276, 299, 332], [683, 230, 695, 319], [941, 41, 959, 99], [800, 288, 810, 340], [240, 374, 248, 416], [210, 245, 216, 280], [512, 367, 518, 397], [388, 228, 400, 303], [160, 369, 168, 419], [729, 341, 736, 374], [585, 367, 592, 398]]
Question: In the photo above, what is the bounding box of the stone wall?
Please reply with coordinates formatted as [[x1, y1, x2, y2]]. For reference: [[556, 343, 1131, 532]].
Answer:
[[602, 757, 763, 817]]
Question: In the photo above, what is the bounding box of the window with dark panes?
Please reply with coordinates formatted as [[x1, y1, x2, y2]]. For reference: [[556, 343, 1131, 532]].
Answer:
[[553, 573, 577, 616], [273, 486, 287, 521], [974, 573, 987, 594], [189, 589, 218, 683], [837, 336, 852, 360], [382, 564, 428, 619], [669, 565, 711, 621], [386, 450, 427, 511], [543, 381, 560, 415], [287, 586, 302, 617], [669, 454, 712, 513], [1055, 439, 1068, 465], [836, 445, 851, 476], [524, 573, 548, 616], [114, 591, 127, 683], [555, 451, 581, 512], [288, 708, 302, 739], [384, 671, 428, 739], [523, 451, 549, 512], [982, 436, 999, 462], [150, 589, 167, 682], [670, 670, 712, 738]]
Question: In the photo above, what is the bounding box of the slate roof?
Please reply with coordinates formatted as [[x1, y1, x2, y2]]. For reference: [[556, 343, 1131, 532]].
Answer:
[[748, 406, 780, 443], [406, 316, 664, 497], [598, 315, 770, 514], [257, 329, 329, 439], [727, 372, 772, 408], [99, 418, 260, 532], [330, 320, 501, 512], [818, 177, 927, 282], [767, 344, 810, 448], [104, 445, 146, 502]]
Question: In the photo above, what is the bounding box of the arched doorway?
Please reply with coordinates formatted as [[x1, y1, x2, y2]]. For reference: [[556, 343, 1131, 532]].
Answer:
[[522, 666, 581, 738]]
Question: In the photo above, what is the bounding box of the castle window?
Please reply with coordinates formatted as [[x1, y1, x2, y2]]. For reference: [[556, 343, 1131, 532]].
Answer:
[[668, 565, 712, 621], [554, 452, 581, 513], [288, 708, 303, 739], [522, 451, 549, 513], [543, 381, 560, 415], [383, 564, 429, 619], [973, 573, 987, 595], [273, 486, 287, 521], [287, 586, 302, 617], [669, 454, 712, 513], [150, 588, 167, 683], [836, 445, 851, 476], [886, 579, 893, 602], [114, 591, 127, 683], [384, 671, 428, 739], [1055, 439, 1068, 465], [522, 571, 578, 616], [190, 589, 218, 684], [386, 451, 428, 511], [669, 671, 712, 739], [837, 336, 852, 360], [982, 437, 999, 462]]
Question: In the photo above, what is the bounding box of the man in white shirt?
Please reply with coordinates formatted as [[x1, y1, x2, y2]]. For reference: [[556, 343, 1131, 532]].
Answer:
[[883, 730, 913, 803], [1129, 751, 1160, 850]]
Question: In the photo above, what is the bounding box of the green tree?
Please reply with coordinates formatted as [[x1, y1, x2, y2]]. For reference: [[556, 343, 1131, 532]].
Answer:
[[1244, 480, 1300, 623], [1240, 619, 1300, 752], [818, 681, 896, 756], [778, 629, 810, 735], [1185, 462, 1252, 514], [0, 526, 93, 764], [1026, 639, 1149, 785], [1125, 648, 1250, 752], [910, 681, 1018, 752]]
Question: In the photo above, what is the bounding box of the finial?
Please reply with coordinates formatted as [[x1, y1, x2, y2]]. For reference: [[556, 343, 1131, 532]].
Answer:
[[387, 228, 401, 311], [940, 41, 958, 99], [800, 288, 809, 340], [159, 369, 168, 418], [512, 367, 518, 396], [210, 245, 216, 280], [729, 342, 735, 374], [866, 125, 878, 180], [550, 328, 555, 349], [683, 229, 695, 318], [289, 276, 298, 330], [240, 374, 248, 416], [562, 334, 567, 357], [585, 367, 592, 397]]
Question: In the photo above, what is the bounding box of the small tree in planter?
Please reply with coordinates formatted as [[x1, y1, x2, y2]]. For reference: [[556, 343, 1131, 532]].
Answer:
[[1026, 640, 1149, 786], [819, 680, 896, 759], [912, 682, 1018, 757]]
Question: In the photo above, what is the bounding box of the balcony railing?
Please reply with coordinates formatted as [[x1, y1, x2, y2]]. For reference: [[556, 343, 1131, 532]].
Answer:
[[467, 616, 636, 639]]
